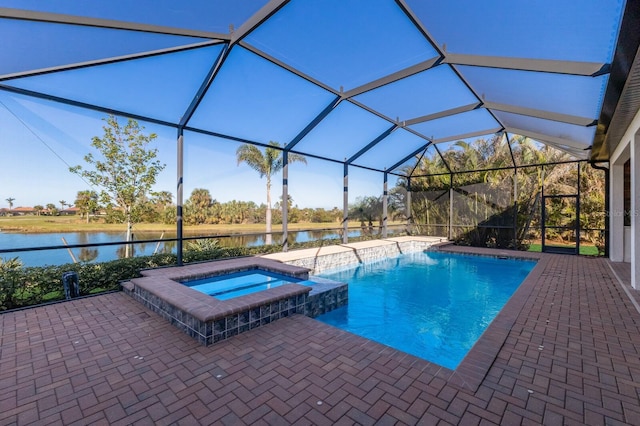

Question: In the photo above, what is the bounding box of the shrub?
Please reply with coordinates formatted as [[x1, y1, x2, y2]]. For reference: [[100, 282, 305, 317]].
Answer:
[[0, 232, 394, 311]]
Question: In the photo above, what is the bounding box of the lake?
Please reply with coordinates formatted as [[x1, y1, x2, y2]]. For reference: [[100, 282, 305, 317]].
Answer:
[[0, 228, 398, 267]]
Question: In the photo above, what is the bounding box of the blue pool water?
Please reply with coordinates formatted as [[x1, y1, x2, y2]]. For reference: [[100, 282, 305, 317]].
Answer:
[[317, 251, 535, 370], [183, 269, 302, 300]]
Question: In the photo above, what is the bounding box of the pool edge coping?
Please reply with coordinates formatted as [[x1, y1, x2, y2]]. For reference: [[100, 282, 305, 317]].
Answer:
[[270, 239, 544, 392], [431, 245, 545, 392]]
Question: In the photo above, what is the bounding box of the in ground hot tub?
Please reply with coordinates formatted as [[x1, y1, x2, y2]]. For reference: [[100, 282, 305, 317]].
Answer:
[[182, 269, 308, 300], [122, 257, 346, 345]]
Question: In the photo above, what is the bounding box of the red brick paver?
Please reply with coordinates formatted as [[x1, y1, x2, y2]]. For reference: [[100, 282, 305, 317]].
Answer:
[[1, 251, 640, 425]]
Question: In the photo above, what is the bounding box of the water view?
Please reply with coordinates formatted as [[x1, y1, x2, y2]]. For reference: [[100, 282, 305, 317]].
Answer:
[[0, 228, 378, 267]]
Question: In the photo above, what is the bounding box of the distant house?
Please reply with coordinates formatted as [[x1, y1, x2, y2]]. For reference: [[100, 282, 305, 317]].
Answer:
[[9, 206, 36, 216], [59, 207, 79, 216], [0, 208, 8, 216]]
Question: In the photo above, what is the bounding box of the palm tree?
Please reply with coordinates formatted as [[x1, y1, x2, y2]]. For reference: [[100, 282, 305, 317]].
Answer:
[[5, 197, 15, 210], [34, 205, 44, 216], [236, 141, 306, 245], [59, 200, 67, 210]]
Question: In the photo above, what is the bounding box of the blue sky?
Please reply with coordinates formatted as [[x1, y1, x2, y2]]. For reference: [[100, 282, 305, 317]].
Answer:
[[0, 92, 388, 209], [0, 0, 625, 210]]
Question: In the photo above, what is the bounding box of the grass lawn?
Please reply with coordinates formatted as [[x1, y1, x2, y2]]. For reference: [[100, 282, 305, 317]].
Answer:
[[527, 242, 600, 256], [0, 215, 400, 234]]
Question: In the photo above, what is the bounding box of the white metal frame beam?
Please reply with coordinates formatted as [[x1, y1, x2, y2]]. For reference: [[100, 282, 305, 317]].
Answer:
[[404, 102, 480, 126], [0, 7, 226, 39], [432, 128, 503, 144], [239, 41, 338, 95], [230, 0, 289, 46], [0, 41, 222, 81], [444, 53, 609, 77], [485, 101, 596, 127], [341, 56, 441, 98], [505, 127, 590, 151]]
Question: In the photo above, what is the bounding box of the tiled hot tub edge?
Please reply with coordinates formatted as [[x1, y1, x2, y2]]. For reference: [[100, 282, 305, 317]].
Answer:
[[122, 257, 347, 345], [125, 282, 309, 345], [305, 277, 349, 318]]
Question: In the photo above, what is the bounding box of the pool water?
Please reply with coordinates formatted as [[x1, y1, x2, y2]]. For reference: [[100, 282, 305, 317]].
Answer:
[[316, 251, 535, 370], [183, 269, 302, 300]]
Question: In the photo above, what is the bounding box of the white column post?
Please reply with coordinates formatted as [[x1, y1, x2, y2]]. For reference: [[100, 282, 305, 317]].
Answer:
[[632, 136, 640, 289], [610, 163, 625, 262]]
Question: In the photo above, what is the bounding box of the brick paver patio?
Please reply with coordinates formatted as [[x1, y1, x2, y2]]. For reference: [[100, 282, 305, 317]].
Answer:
[[1, 249, 640, 425]]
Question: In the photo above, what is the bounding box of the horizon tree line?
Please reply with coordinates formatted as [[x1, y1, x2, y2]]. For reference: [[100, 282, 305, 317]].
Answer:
[[10, 115, 603, 254]]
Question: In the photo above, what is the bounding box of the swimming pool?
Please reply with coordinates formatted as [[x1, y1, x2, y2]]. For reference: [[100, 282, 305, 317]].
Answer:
[[183, 269, 303, 300], [316, 251, 535, 369]]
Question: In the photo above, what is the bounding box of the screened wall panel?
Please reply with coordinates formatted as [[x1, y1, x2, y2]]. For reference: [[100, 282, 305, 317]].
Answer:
[[433, 134, 513, 173], [516, 166, 544, 247], [450, 170, 515, 247], [348, 167, 385, 236], [0, 0, 624, 263], [509, 136, 577, 166], [580, 165, 606, 243], [353, 128, 428, 171], [407, 174, 450, 238], [183, 131, 285, 246], [541, 162, 578, 196], [405, 144, 449, 176]]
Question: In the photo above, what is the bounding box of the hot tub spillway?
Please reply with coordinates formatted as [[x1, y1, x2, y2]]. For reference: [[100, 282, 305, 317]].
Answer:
[[122, 258, 347, 346]]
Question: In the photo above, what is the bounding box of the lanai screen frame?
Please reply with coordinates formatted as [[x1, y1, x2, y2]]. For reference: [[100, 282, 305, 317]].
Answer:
[[0, 1, 637, 264]]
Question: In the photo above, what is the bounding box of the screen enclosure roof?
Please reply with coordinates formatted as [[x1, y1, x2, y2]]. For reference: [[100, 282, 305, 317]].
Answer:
[[1, 0, 638, 176]]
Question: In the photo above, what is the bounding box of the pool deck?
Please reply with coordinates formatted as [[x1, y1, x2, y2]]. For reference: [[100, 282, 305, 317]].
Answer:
[[2, 245, 640, 424]]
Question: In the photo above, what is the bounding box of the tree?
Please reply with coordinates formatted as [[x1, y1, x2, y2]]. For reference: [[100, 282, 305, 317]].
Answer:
[[59, 200, 67, 210], [33, 205, 43, 216], [70, 115, 166, 257], [46, 203, 58, 216], [144, 191, 174, 223], [185, 188, 213, 225], [275, 195, 301, 223], [5, 197, 15, 210], [350, 196, 383, 232], [152, 191, 173, 210], [236, 141, 306, 244], [397, 134, 606, 250], [75, 190, 99, 223]]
